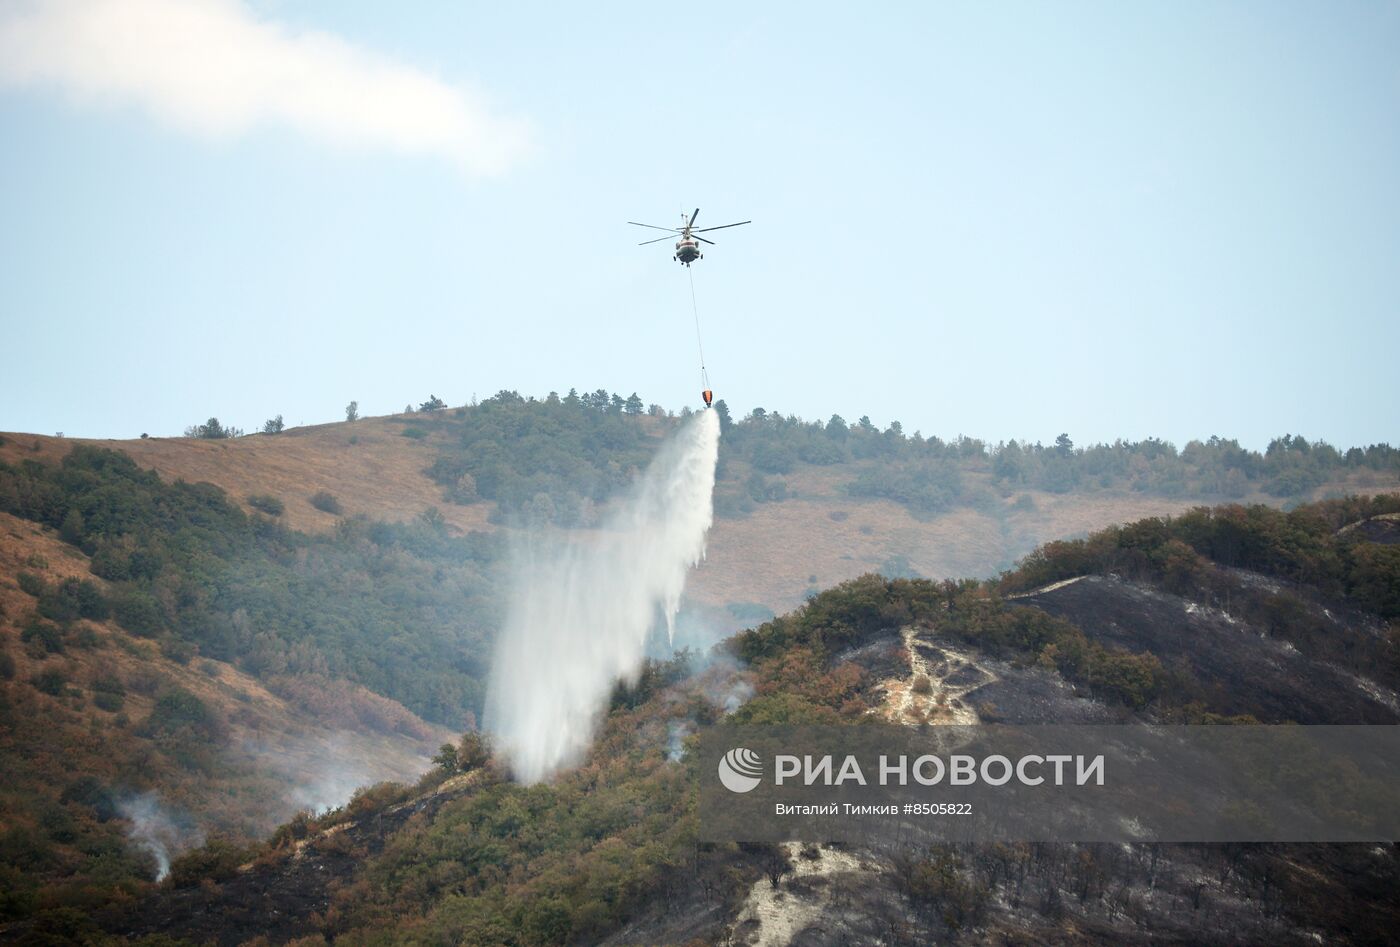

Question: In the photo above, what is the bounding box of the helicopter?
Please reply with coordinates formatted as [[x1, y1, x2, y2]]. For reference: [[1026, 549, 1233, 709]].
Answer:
[[628, 208, 750, 265]]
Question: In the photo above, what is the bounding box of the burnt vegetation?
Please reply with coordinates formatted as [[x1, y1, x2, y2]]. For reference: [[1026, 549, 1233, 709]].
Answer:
[[1, 404, 1398, 943], [69, 493, 1400, 944]]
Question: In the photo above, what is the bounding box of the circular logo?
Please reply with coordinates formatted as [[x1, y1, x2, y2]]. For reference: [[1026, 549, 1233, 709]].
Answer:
[[718, 747, 763, 793]]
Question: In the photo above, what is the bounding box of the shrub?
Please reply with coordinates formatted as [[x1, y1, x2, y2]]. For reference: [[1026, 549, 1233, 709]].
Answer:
[[143, 687, 220, 739], [346, 781, 413, 819], [59, 510, 85, 544], [166, 840, 251, 888], [111, 589, 165, 637], [799, 439, 847, 465], [309, 491, 343, 515], [38, 578, 109, 622], [21, 618, 65, 654], [752, 441, 798, 474], [93, 690, 124, 713], [159, 636, 196, 665], [269, 811, 315, 848], [746, 472, 788, 503], [400, 427, 427, 440], [714, 490, 756, 519], [16, 572, 45, 598], [59, 776, 117, 821], [262, 415, 285, 435], [247, 494, 285, 516], [31, 669, 68, 696], [74, 579, 109, 620]]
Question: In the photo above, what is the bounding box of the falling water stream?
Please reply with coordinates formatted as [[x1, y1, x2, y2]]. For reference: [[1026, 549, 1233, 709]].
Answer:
[[485, 409, 720, 784]]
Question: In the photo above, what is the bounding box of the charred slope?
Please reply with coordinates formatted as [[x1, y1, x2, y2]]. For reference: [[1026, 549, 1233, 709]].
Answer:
[[1017, 573, 1399, 723], [94, 496, 1400, 946], [103, 774, 485, 946]]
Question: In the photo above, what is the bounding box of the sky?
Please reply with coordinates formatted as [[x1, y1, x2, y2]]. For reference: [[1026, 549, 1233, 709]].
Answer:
[[1, 0, 1397, 450]]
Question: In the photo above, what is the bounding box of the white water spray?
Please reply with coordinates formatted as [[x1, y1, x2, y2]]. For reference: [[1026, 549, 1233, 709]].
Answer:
[[485, 410, 720, 784]]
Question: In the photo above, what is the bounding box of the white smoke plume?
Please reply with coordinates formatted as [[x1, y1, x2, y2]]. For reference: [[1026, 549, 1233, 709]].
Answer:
[[666, 720, 693, 763], [116, 792, 201, 882], [486, 410, 720, 784], [241, 731, 434, 816]]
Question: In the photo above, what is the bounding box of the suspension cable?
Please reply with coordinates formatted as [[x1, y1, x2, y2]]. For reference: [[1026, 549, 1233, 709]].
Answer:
[[687, 265, 710, 391]]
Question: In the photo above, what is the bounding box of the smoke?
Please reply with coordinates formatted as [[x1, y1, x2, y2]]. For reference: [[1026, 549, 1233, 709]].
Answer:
[[666, 720, 693, 762], [486, 410, 720, 784], [117, 792, 202, 882], [713, 675, 755, 714], [239, 730, 435, 817], [691, 651, 755, 714]]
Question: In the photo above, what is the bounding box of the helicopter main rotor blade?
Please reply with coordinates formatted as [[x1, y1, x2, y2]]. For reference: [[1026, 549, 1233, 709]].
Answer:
[[688, 208, 700, 228], [628, 221, 684, 233], [693, 220, 751, 233], [637, 233, 679, 245], [693, 234, 716, 245]]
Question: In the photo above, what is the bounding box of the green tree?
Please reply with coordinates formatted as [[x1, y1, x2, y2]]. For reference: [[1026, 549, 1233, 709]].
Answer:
[[184, 418, 241, 439], [420, 395, 447, 412], [262, 415, 285, 434], [345, 400, 359, 422], [624, 392, 644, 415], [59, 509, 85, 545], [713, 399, 733, 434], [432, 743, 459, 772]]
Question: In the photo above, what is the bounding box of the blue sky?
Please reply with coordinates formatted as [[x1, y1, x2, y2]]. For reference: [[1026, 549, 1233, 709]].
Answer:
[[1, 0, 1397, 450]]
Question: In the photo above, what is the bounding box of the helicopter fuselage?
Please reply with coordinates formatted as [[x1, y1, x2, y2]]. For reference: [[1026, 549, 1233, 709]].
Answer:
[[674, 238, 702, 265]]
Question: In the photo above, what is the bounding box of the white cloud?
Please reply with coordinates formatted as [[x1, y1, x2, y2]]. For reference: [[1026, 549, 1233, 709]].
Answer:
[[0, 0, 529, 174]]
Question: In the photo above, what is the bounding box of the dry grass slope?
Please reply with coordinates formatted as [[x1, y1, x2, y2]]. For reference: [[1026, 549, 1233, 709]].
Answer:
[[5, 415, 1395, 616], [0, 509, 452, 839]]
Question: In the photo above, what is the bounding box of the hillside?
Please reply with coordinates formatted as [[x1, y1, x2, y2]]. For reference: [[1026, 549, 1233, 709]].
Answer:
[[0, 506, 453, 908], [2, 397, 1397, 941], [5, 395, 1396, 617], [71, 493, 1400, 946]]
